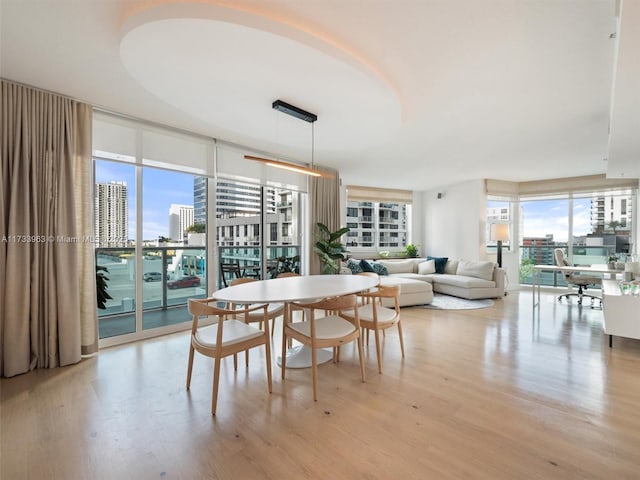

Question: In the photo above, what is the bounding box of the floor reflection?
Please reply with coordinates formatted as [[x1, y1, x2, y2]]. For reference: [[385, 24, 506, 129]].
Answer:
[[483, 289, 607, 414]]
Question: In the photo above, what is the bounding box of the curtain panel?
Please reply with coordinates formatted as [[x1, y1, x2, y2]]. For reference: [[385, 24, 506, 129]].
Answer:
[[308, 167, 341, 275], [1, 80, 97, 378]]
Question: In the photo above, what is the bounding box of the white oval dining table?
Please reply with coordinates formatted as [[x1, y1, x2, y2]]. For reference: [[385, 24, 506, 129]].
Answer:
[[212, 274, 379, 368]]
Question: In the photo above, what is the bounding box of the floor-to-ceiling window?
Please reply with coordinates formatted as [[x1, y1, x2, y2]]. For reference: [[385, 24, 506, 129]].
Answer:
[[93, 113, 309, 346], [93, 112, 212, 345], [487, 183, 637, 287]]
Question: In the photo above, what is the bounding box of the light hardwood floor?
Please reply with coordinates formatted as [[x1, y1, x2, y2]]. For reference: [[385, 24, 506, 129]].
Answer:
[[2, 290, 639, 479]]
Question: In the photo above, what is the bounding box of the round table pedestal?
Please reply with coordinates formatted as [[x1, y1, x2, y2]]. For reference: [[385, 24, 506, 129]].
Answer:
[[276, 345, 333, 369]]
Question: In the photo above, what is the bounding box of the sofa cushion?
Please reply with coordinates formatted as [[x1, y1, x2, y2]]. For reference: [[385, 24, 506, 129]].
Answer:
[[444, 259, 459, 275], [371, 262, 388, 276], [346, 258, 363, 274], [380, 276, 433, 294], [456, 260, 495, 281], [377, 259, 416, 274], [434, 273, 496, 288], [418, 259, 436, 275], [392, 273, 434, 283], [427, 256, 448, 274], [359, 259, 375, 272]]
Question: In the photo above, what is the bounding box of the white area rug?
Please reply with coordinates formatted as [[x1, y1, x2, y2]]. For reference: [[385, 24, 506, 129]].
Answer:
[[420, 293, 494, 310]]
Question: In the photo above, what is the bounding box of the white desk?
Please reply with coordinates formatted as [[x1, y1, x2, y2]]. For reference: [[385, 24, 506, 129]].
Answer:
[[212, 274, 379, 368], [531, 264, 620, 309], [602, 279, 640, 347]]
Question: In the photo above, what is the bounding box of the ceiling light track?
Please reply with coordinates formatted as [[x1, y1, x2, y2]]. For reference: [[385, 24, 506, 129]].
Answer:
[[272, 99, 317, 123], [244, 155, 334, 178]]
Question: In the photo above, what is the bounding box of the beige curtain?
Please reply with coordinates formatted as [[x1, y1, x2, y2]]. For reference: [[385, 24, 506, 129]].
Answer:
[[1, 80, 98, 378], [308, 167, 341, 275]]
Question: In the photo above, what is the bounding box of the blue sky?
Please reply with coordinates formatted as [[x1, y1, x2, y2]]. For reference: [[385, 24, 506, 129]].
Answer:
[[521, 198, 592, 242], [490, 198, 592, 242], [95, 160, 195, 240]]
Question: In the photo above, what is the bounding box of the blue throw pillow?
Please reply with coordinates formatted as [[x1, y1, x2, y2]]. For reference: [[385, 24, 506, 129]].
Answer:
[[347, 259, 363, 274], [427, 256, 449, 274], [359, 259, 375, 272], [371, 262, 388, 276]]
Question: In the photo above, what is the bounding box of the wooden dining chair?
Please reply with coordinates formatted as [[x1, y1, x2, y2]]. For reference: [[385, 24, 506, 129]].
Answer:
[[186, 298, 272, 415], [356, 272, 380, 305], [275, 272, 302, 337], [227, 277, 285, 361], [342, 284, 404, 373], [282, 294, 365, 401]]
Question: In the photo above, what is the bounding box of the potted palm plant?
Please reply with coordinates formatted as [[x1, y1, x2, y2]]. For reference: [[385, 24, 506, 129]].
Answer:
[[314, 222, 350, 274], [96, 265, 112, 309]]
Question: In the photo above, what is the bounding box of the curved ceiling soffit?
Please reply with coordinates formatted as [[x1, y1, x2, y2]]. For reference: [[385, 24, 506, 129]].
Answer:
[[119, 1, 402, 151]]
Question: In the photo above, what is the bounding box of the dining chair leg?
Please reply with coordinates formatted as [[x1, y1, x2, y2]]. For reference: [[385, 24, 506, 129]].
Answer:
[[374, 328, 383, 374], [357, 335, 366, 383], [246, 348, 250, 368], [186, 345, 195, 389], [233, 353, 238, 371], [264, 331, 273, 393], [211, 356, 222, 416], [311, 343, 318, 401], [281, 329, 287, 379], [397, 321, 405, 358]]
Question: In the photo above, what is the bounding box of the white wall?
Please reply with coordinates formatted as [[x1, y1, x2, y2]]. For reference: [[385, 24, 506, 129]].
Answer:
[[410, 190, 424, 251], [420, 180, 487, 261]]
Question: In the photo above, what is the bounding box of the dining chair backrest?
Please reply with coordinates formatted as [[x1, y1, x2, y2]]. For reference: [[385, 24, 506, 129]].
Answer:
[[277, 272, 301, 278], [292, 294, 359, 317], [227, 277, 285, 338], [188, 297, 255, 340]]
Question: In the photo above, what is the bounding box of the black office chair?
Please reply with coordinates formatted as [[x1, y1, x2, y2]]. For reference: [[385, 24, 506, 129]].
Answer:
[[554, 248, 601, 307]]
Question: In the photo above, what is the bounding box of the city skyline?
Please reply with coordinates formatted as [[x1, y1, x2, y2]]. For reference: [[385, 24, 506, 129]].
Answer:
[[95, 160, 194, 240]]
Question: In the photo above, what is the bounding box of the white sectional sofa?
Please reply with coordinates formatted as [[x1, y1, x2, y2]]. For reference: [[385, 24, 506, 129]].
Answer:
[[345, 257, 505, 304]]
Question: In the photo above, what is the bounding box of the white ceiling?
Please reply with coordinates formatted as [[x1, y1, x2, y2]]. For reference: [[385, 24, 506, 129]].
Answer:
[[1, 0, 638, 191]]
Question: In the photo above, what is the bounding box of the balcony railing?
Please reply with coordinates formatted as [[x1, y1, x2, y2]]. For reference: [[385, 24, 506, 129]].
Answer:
[[96, 243, 300, 339]]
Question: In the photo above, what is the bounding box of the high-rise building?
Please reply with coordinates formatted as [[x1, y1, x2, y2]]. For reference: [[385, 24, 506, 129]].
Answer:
[[590, 193, 633, 234], [169, 204, 194, 242], [95, 181, 128, 247], [193, 176, 207, 225], [345, 201, 408, 248]]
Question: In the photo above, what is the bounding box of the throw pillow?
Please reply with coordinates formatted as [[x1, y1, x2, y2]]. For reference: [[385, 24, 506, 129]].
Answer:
[[417, 259, 436, 275], [444, 259, 459, 275], [371, 262, 388, 276], [427, 256, 449, 274], [359, 259, 375, 272], [456, 260, 495, 281], [346, 258, 363, 274]]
